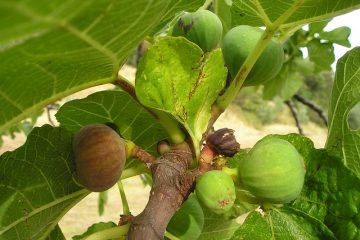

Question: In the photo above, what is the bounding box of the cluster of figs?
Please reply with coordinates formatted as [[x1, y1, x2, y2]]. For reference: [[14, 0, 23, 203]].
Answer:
[[173, 9, 305, 213], [72, 9, 306, 217]]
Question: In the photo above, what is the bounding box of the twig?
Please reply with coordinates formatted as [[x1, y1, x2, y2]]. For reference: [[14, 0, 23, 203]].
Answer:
[[46, 105, 56, 126], [132, 146, 157, 164], [114, 77, 138, 101], [293, 94, 328, 126], [285, 100, 304, 135]]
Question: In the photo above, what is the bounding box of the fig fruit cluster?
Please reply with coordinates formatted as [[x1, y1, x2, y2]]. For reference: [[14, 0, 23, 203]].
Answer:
[[238, 137, 306, 204], [72, 124, 126, 192], [172, 10, 284, 87]]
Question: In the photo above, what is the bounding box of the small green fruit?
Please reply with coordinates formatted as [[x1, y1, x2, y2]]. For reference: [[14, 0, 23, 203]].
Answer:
[[172, 10, 223, 52], [73, 124, 126, 192], [196, 170, 236, 214], [222, 25, 284, 86], [238, 137, 305, 204]]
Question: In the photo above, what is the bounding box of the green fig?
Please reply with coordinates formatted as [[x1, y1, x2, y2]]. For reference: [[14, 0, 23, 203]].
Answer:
[[238, 137, 305, 204], [222, 25, 284, 86], [196, 170, 236, 214], [172, 10, 223, 52]]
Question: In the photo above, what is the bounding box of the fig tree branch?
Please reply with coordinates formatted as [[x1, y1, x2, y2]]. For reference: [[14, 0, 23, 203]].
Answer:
[[127, 142, 195, 239], [293, 94, 328, 126], [285, 100, 304, 135]]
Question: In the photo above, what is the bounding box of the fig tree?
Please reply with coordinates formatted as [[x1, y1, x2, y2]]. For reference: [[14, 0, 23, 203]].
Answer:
[[172, 10, 223, 52], [73, 124, 126, 192], [238, 137, 305, 204], [222, 25, 284, 86], [196, 170, 236, 214]]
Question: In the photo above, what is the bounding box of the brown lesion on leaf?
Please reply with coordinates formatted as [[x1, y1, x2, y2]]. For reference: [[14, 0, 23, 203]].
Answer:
[[188, 55, 206, 100]]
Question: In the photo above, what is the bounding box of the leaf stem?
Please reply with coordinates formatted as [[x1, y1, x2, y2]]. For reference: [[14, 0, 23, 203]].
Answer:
[[83, 224, 129, 240], [117, 181, 131, 215], [164, 231, 181, 240], [199, 0, 213, 10], [152, 109, 186, 144]]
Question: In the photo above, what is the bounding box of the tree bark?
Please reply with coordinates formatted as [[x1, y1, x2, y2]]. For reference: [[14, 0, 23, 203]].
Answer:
[[127, 143, 194, 239]]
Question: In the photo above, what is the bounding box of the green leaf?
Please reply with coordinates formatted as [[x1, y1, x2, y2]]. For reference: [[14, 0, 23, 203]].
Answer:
[[231, 212, 272, 239], [326, 47, 360, 177], [0, 0, 204, 133], [0, 125, 88, 239], [231, 0, 360, 29], [214, 0, 233, 35], [232, 208, 332, 239], [46, 225, 65, 240], [167, 194, 204, 240], [72, 222, 116, 240], [319, 26, 351, 47], [198, 210, 239, 240], [135, 37, 227, 155], [56, 90, 168, 156], [307, 39, 335, 72], [308, 19, 331, 35], [263, 61, 304, 100]]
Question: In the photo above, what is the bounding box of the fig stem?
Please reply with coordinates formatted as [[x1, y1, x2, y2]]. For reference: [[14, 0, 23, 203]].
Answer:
[[222, 167, 238, 182], [131, 146, 156, 164], [164, 231, 181, 240], [118, 181, 131, 215], [83, 224, 129, 240], [152, 109, 186, 144], [120, 164, 150, 180]]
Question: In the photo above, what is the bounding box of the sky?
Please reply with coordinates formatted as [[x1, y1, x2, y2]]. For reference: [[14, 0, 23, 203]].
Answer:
[[327, 9, 360, 69]]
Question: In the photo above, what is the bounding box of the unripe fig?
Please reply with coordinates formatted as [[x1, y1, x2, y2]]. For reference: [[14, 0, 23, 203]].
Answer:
[[238, 137, 305, 204], [196, 170, 236, 214], [222, 25, 284, 86], [73, 124, 126, 192], [172, 10, 223, 52]]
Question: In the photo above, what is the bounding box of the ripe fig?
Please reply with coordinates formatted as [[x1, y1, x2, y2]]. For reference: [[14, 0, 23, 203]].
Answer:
[[172, 10, 223, 52], [238, 137, 305, 204], [196, 170, 236, 214], [73, 124, 126, 192], [222, 25, 284, 86]]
